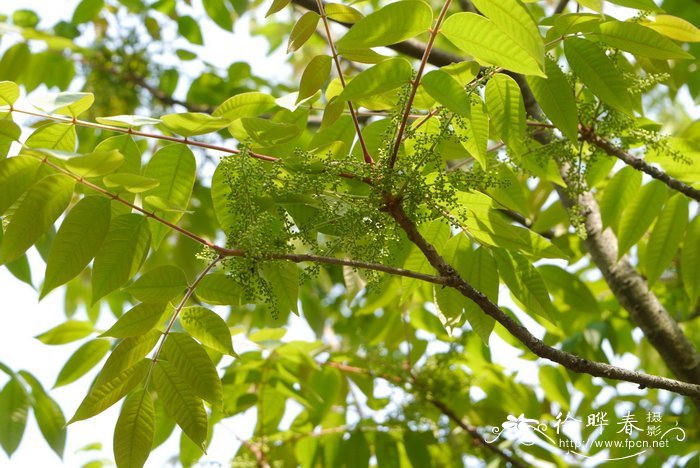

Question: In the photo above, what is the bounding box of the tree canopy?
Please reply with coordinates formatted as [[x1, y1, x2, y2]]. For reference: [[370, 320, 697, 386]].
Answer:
[[1, 0, 700, 466]]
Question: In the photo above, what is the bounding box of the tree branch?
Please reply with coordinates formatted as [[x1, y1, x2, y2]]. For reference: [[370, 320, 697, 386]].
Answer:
[[581, 129, 700, 202], [384, 197, 700, 398]]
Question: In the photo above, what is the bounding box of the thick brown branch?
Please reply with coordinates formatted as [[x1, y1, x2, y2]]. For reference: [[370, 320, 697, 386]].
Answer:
[[581, 130, 700, 202], [385, 199, 700, 398]]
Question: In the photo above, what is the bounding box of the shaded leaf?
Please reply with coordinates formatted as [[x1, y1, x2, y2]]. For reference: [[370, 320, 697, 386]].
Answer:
[[485, 74, 526, 156], [101, 303, 167, 339], [298, 55, 332, 103], [96, 330, 161, 387], [42, 196, 111, 298], [54, 339, 111, 388], [0, 156, 41, 214], [526, 57, 579, 141], [126, 265, 187, 303], [180, 307, 235, 355], [195, 272, 243, 305], [682, 216, 700, 304], [645, 194, 688, 286], [287, 11, 320, 53], [617, 180, 667, 258], [336, 1, 432, 50], [114, 389, 155, 468]]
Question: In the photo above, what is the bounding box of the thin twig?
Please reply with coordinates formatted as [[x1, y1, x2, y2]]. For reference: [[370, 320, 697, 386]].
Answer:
[[388, 0, 454, 169], [314, 0, 373, 164], [581, 129, 700, 202]]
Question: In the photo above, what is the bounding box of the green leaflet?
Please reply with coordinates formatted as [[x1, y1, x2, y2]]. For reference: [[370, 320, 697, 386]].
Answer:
[[101, 303, 168, 338], [0, 81, 20, 106], [42, 196, 111, 298], [682, 216, 700, 304], [152, 360, 208, 450], [35, 320, 94, 345], [161, 332, 223, 406], [339, 58, 412, 102], [538, 366, 570, 411], [69, 359, 150, 423], [606, 0, 661, 12], [72, 0, 104, 24], [325, 3, 363, 23], [402, 220, 450, 302], [0, 120, 20, 142], [617, 180, 667, 258], [485, 74, 526, 156], [420, 69, 470, 116], [453, 97, 489, 168], [177, 16, 203, 45], [25, 123, 77, 152], [212, 92, 277, 121], [126, 265, 187, 303], [409, 308, 450, 339], [0, 377, 29, 456], [526, 57, 579, 141], [645, 194, 688, 286], [599, 166, 643, 229], [643, 15, 700, 43], [142, 144, 196, 248], [261, 261, 299, 314], [598, 20, 693, 60], [96, 330, 161, 387], [29, 92, 94, 117], [471, 0, 544, 68], [103, 173, 160, 193], [266, 0, 290, 17], [202, 0, 233, 31], [0, 156, 41, 214], [64, 150, 125, 177], [53, 339, 111, 388], [94, 135, 142, 175], [180, 307, 235, 355], [18, 371, 66, 458], [493, 248, 557, 323], [96, 114, 163, 128], [564, 37, 632, 114], [211, 162, 234, 232], [194, 273, 243, 305], [160, 112, 230, 137], [287, 11, 320, 53], [336, 1, 432, 50], [114, 389, 155, 468], [239, 118, 301, 146], [538, 265, 600, 316], [440, 13, 544, 77], [0, 173, 74, 265], [92, 213, 151, 304], [298, 55, 332, 103]]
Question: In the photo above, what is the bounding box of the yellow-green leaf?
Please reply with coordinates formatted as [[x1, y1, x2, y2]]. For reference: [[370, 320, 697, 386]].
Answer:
[[160, 113, 230, 137], [564, 37, 632, 114], [0, 174, 75, 265], [194, 273, 242, 305], [526, 57, 579, 141], [65, 149, 125, 178], [453, 97, 489, 168], [92, 214, 151, 304], [69, 359, 150, 423], [152, 360, 208, 450], [420, 69, 470, 116], [103, 173, 160, 193], [35, 320, 94, 345], [471, 0, 543, 67], [101, 303, 167, 338], [212, 92, 276, 121], [25, 123, 77, 152], [126, 265, 187, 303], [485, 74, 526, 156], [0, 81, 19, 106], [287, 11, 320, 53], [0, 378, 29, 456], [598, 20, 694, 60], [617, 180, 667, 258], [645, 194, 688, 286], [440, 13, 544, 76], [54, 339, 111, 388], [239, 118, 301, 146], [643, 15, 700, 43], [339, 57, 412, 101], [180, 307, 235, 355], [30, 92, 94, 117], [682, 216, 700, 304], [599, 166, 642, 229], [298, 55, 332, 103], [95, 115, 162, 128], [19, 371, 66, 458], [261, 261, 299, 314], [336, 1, 432, 50], [0, 156, 41, 214], [325, 3, 363, 23], [114, 389, 155, 468], [96, 330, 161, 387], [42, 196, 111, 298]]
